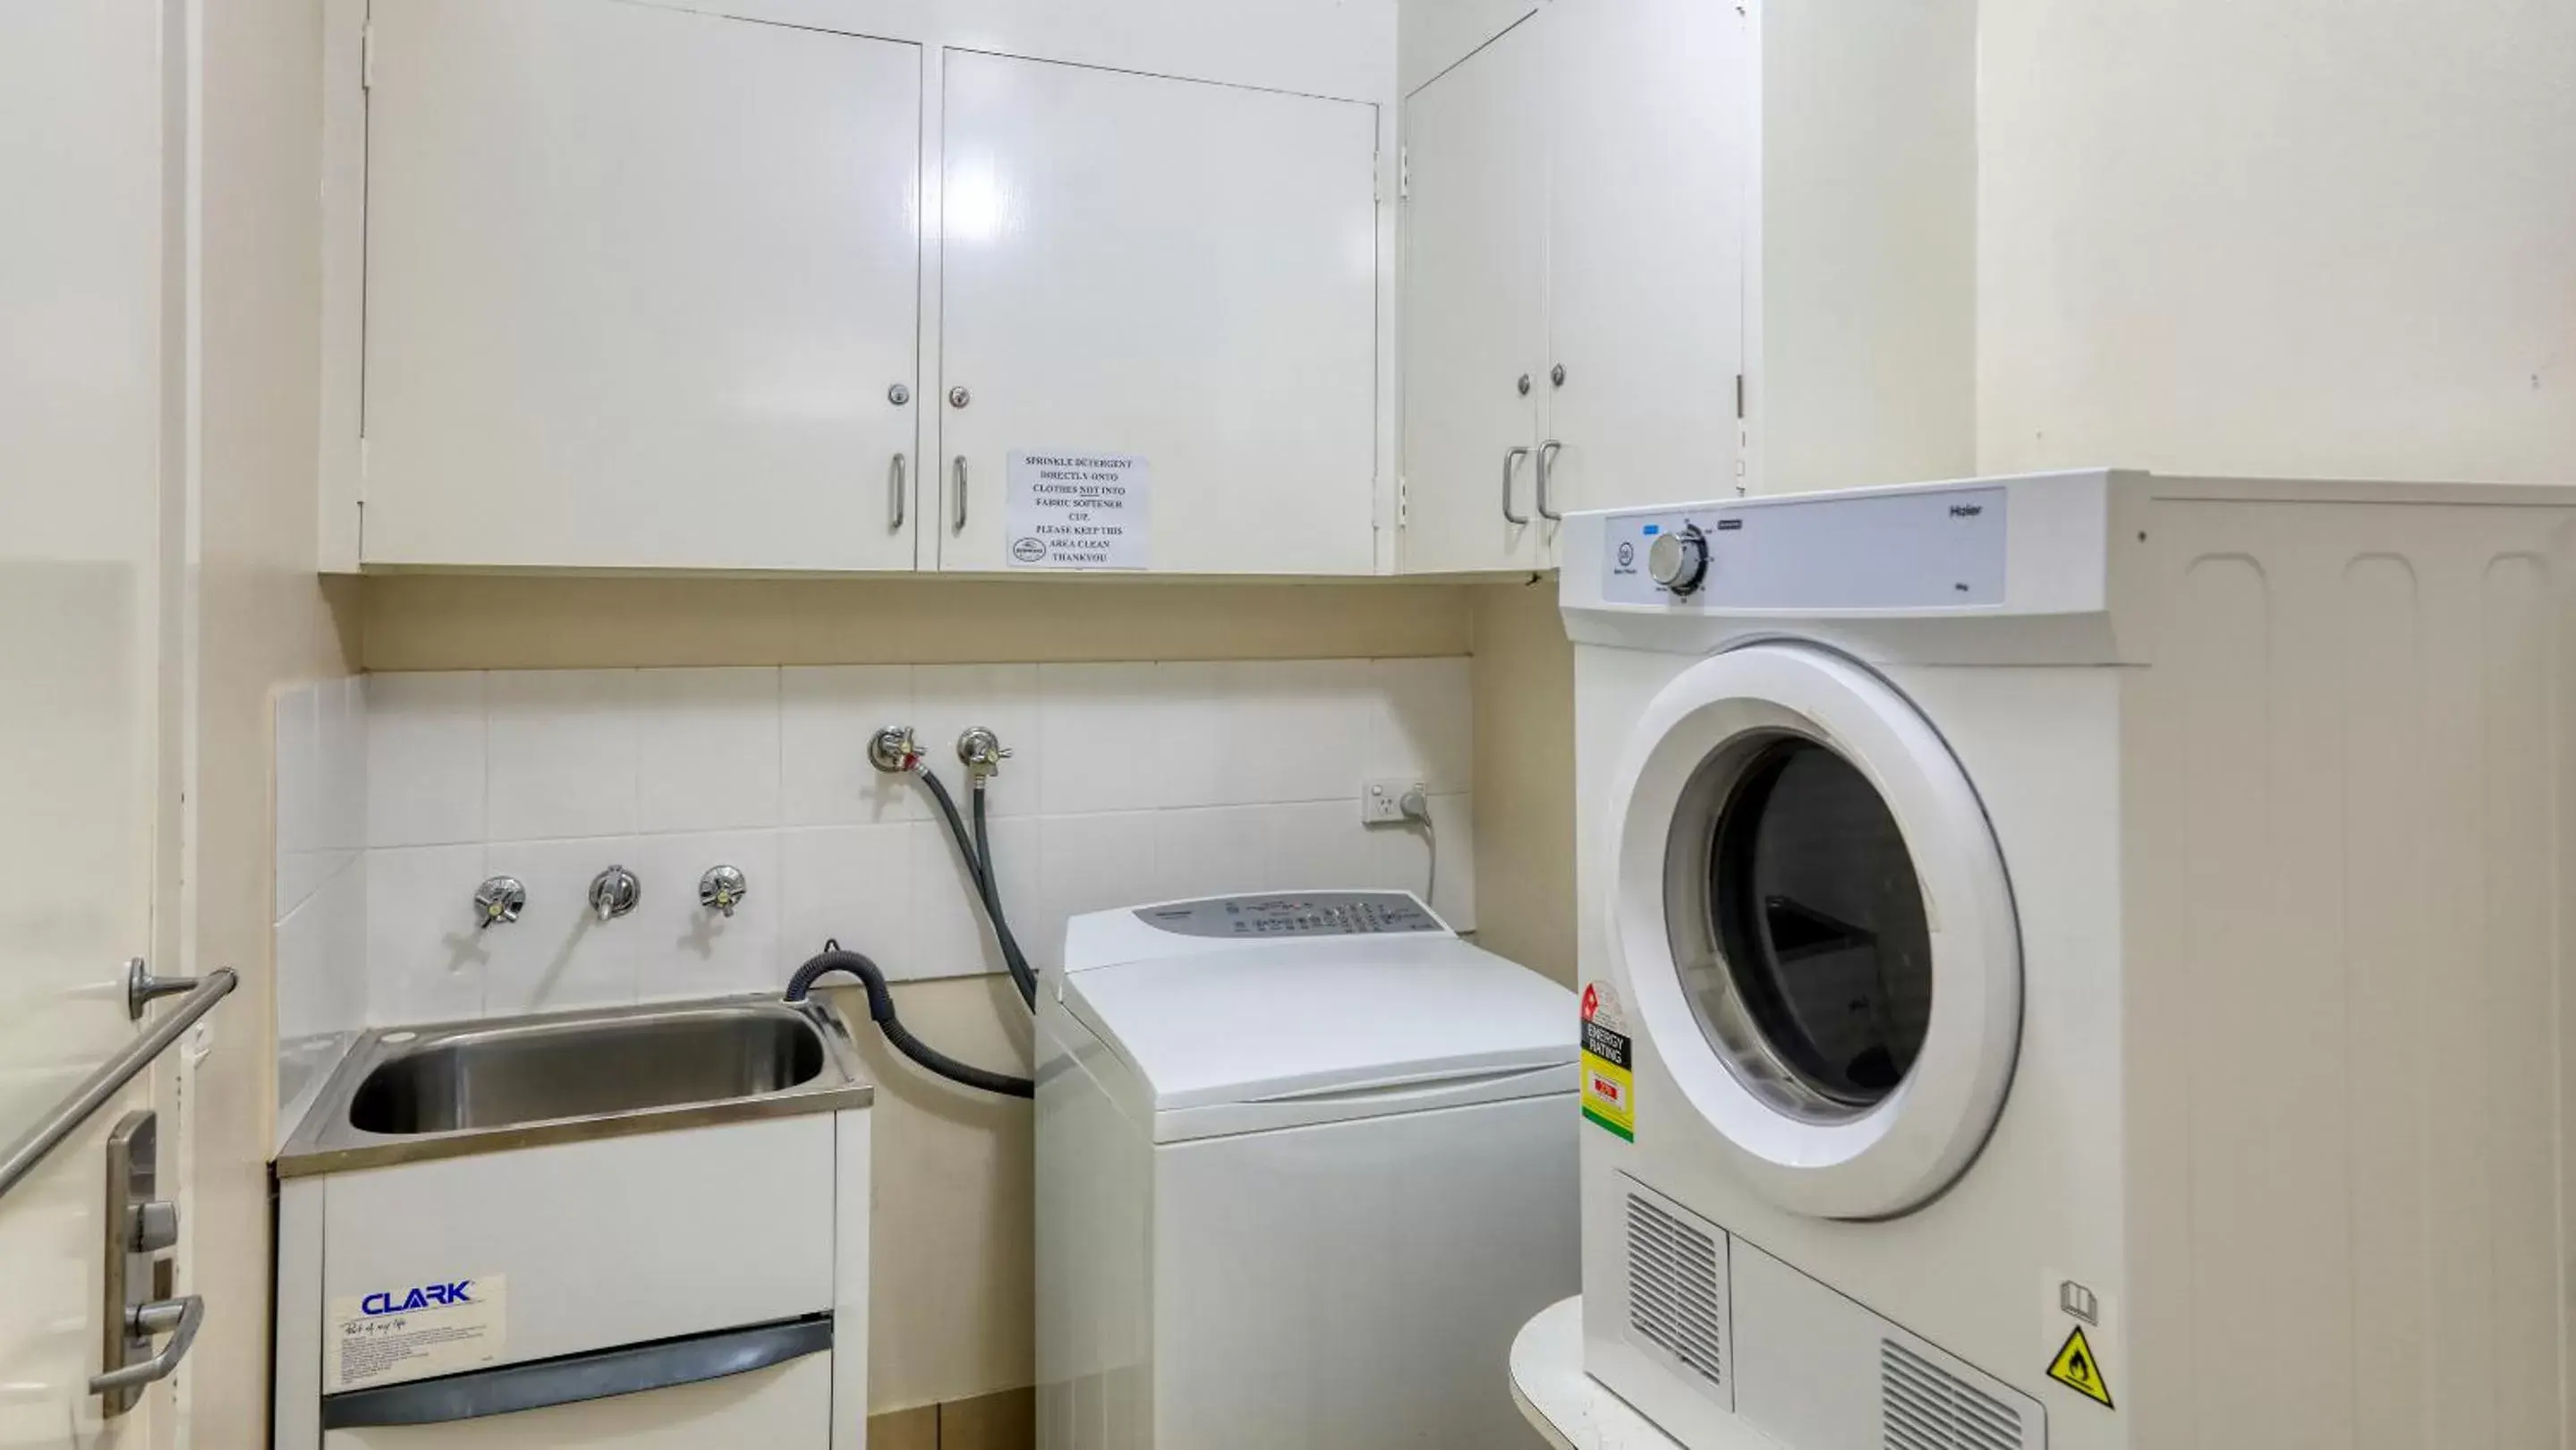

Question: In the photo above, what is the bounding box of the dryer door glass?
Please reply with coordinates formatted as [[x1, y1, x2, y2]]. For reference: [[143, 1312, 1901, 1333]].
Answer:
[[1696, 737, 1932, 1115]]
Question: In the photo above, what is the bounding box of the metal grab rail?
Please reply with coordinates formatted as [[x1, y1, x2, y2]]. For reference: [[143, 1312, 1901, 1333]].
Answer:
[[0, 967, 238, 1202]]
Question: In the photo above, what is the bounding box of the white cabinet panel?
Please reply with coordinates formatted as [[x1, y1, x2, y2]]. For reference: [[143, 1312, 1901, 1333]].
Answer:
[[1541, 0, 1748, 516], [320, 1118, 835, 1377], [1399, 0, 1537, 96], [1397, 17, 1548, 574], [323, 1353, 831, 1449], [938, 52, 1380, 576], [360, 1, 922, 570]]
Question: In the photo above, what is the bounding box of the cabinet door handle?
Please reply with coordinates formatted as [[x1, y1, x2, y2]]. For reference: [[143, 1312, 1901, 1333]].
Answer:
[[952, 456, 969, 533], [1536, 439, 1564, 521], [1501, 446, 1532, 525], [89, 1294, 202, 1397], [888, 453, 907, 531]]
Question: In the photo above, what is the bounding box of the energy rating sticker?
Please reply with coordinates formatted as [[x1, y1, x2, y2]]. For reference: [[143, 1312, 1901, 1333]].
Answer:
[[1579, 983, 1635, 1141], [2047, 1325, 2114, 1409]]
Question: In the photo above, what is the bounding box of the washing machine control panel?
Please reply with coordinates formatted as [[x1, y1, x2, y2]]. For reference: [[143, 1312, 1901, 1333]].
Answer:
[[1600, 484, 2010, 610], [1133, 892, 1444, 939]]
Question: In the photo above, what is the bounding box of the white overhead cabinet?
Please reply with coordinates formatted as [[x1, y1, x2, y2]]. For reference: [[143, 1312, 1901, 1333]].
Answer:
[[1540, 0, 1749, 519], [935, 54, 1382, 576], [357, 1, 924, 571], [1399, 0, 1744, 574], [1395, 0, 1972, 573], [1396, 14, 1551, 576]]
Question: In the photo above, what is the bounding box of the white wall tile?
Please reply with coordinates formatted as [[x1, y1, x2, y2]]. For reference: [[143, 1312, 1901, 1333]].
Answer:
[[1035, 662, 1160, 815], [1370, 656, 1475, 793], [779, 824, 912, 973], [334, 654, 1479, 1024], [633, 830, 782, 1002], [323, 676, 369, 852], [276, 891, 326, 1042], [1150, 661, 1240, 808], [1264, 800, 1370, 895], [318, 862, 369, 1036], [781, 666, 917, 826], [1035, 812, 1162, 970], [368, 671, 487, 848], [487, 670, 638, 841], [1236, 658, 1375, 804], [908, 815, 1039, 980], [366, 844, 489, 1025], [480, 837, 642, 1015], [1152, 806, 1278, 903], [914, 663, 1042, 816], [635, 668, 781, 833], [1363, 791, 1474, 931], [276, 875, 342, 1042]]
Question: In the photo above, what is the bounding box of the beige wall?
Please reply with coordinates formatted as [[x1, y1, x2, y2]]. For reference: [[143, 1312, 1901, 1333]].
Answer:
[[358, 575, 1473, 671], [1978, 0, 2576, 482], [347, 575, 1471, 1411], [1466, 581, 1577, 986], [187, 0, 361, 1442]]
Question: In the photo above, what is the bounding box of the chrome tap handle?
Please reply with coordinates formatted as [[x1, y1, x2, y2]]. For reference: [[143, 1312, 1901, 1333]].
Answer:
[[698, 865, 749, 919], [587, 866, 641, 924]]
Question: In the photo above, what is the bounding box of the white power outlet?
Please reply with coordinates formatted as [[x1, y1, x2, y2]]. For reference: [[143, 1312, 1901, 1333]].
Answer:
[[1360, 777, 1426, 825]]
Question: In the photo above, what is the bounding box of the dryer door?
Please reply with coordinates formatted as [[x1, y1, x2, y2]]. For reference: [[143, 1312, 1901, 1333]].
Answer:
[[1608, 644, 2018, 1219]]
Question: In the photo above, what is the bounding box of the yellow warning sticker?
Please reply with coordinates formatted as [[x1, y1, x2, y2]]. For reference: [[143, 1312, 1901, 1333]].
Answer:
[[2047, 1325, 2114, 1409], [1578, 984, 1635, 1140]]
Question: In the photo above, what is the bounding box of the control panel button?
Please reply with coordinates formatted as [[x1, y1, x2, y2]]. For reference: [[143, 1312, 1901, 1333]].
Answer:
[[1647, 526, 1711, 595], [1135, 892, 1441, 939]]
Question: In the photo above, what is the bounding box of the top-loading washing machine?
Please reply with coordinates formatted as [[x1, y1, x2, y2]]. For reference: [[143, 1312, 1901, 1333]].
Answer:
[[1561, 470, 2576, 1450], [1035, 891, 1578, 1450]]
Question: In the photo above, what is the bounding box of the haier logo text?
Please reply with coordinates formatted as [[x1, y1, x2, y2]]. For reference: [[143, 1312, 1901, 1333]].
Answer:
[[1948, 503, 1984, 518], [362, 1280, 474, 1317]]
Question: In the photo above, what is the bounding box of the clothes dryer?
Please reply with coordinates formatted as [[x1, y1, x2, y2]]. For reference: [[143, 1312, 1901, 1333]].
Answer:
[[1564, 471, 2576, 1449]]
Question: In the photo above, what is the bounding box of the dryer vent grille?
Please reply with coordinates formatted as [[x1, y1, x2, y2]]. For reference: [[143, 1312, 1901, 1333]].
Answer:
[[1624, 1191, 1726, 1389], [1881, 1340, 2027, 1450]]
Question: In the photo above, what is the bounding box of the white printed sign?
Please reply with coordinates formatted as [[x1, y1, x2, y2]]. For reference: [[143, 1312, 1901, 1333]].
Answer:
[[1006, 451, 1151, 569], [328, 1274, 507, 1391]]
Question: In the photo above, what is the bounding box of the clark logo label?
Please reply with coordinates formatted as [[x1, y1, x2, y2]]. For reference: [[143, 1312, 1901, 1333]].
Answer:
[[361, 1280, 475, 1317], [330, 1273, 507, 1392]]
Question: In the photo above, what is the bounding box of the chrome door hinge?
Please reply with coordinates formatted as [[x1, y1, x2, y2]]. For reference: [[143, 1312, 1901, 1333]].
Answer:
[[1398, 144, 1410, 201], [1397, 474, 1409, 528], [361, 21, 376, 90]]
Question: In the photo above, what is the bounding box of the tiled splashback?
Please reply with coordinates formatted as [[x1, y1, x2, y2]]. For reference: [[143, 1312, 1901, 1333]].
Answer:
[[275, 659, 1475, 1053]]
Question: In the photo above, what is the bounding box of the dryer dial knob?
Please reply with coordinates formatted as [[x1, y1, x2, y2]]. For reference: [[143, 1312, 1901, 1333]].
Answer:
[[1647, 527, 1710, 594]]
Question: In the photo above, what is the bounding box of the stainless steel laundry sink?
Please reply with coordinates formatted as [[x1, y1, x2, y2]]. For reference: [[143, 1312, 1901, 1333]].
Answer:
[[276, 997, 872, 1177]]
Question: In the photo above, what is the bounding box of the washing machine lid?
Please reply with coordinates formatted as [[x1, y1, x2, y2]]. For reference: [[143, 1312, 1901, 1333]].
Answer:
[[1058, 930, 1577, 1120]]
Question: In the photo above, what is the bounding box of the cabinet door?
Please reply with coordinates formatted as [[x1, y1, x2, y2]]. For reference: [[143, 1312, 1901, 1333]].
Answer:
[[937, 53, 1378, 576], [361, 2, 922, 571], [1397, 17, 1548, 575], [1541, 0, 1748, 521]]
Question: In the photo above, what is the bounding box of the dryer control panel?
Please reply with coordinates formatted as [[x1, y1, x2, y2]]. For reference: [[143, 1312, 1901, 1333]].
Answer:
[[1600, 484, 2009, 610], [1132, 892, 1443, 939]]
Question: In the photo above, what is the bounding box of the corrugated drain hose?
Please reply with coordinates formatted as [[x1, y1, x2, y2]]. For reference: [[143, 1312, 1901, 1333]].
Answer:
[[785, 944, 1033, 1100]]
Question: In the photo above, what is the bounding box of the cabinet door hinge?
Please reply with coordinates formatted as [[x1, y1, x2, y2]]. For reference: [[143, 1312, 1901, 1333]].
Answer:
[[361, 21, 376, 90], [1734, 373, 1746, 420], [1397, 474, 1409, 528], [1398, 144, 1410, 201]]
